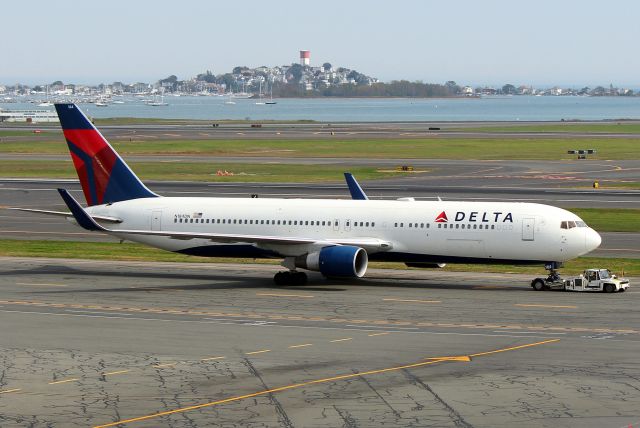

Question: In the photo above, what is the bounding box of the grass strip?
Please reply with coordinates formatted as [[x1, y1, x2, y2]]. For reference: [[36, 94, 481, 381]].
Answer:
[[1, 137, 638, 160], [449, 123, 640, 133], [567, 208, 640, 233], [0, 160, 406, 182], [0, 239, 637, 276]]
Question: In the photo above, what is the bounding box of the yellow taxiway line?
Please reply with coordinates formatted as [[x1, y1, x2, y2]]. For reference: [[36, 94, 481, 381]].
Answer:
[[93, 339, 560, 428]]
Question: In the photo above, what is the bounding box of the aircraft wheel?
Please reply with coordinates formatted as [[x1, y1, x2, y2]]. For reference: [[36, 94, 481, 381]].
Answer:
[[274, 272, 288, 286], [532, 279, 545, 291], [292, 271, 308, 286], [603, 283, 615, 293]]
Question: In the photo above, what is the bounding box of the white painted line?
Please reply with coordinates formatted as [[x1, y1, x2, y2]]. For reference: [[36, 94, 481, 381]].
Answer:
[[65, 310, 132, 316], [492, 331, 566, 335]]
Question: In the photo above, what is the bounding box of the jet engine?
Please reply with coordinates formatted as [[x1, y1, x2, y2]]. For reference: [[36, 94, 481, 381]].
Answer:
[[296, 246, 368, 278]]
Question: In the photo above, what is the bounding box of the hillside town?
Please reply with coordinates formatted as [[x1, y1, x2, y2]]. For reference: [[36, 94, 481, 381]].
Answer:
[[0, 50, 637, 99]]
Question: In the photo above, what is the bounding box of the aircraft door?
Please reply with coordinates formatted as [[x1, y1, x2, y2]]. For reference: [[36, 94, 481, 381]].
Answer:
[[522, 217, 535, 241], [151, 210, 162, 231]]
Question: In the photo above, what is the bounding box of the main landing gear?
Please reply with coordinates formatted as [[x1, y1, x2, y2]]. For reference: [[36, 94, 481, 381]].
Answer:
[[273, 270, 308, 286]]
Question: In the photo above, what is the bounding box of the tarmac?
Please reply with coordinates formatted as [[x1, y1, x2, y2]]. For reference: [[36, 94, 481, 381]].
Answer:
[[0, 257, 638, 427], [3, 120, 640, 140]]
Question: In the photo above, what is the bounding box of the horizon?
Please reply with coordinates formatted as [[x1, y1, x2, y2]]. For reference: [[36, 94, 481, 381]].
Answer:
[[2, 0, 640, 88]]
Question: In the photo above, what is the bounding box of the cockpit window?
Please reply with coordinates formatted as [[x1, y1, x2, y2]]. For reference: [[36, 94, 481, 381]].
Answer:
[[561, 220, 588, 229]]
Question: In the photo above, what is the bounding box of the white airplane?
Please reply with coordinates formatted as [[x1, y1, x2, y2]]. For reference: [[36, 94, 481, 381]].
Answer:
[[15, 103, 602, 285]]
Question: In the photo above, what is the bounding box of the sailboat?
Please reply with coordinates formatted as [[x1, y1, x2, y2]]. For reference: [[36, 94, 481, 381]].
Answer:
[[38, 85, 53, 107], [146, 95, 169, 106], [266, 81, 277, 105], [255, 81, 265, 105]]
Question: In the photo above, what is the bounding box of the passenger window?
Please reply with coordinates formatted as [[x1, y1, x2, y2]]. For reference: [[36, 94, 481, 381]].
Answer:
[[456, 224, 459, 229], [371, 222, 375, 227], [438, 224, 442, 228], [400, 223, 404, 227], [394, 222, 397, 227], [366, 222, 369, 227]]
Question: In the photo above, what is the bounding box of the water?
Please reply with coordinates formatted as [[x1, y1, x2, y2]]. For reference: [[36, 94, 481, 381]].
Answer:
[[2, 95, 640, 122]]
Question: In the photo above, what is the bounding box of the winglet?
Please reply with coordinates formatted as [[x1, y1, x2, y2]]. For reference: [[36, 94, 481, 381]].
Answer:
[[344, 172, 369, 200], [57, 189, 106, 232]]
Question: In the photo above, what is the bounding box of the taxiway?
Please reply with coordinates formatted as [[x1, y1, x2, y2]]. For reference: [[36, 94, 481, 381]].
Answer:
[[0, 258, 638, 427]]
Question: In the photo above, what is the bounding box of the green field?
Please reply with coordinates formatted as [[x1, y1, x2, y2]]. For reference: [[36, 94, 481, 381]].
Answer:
[[0, 130, 53, 137], [450, 123, 640, 133], [0, 137, 639, 160], [0, 239, 636, 276], [567, 208, 640, 233], [0, 160, 407, 182]]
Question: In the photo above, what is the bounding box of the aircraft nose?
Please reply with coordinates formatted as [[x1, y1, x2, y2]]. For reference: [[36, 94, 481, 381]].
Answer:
[[585, 228, 602, 252]]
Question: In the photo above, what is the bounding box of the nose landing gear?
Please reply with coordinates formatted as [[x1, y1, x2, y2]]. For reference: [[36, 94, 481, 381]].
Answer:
[[531, 262, 564, 291], [274, 271, 308, 286]]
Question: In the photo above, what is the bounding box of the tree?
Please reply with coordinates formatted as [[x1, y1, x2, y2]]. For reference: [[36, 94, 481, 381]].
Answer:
[[445, 80, 460, 95], [232, 66, 249, 75], [288, 63, 303, 82], [196, 70, 216, 83], [322, 62, 332, 71], [501, 84, 516, 95], [217, 73, 235, 90]]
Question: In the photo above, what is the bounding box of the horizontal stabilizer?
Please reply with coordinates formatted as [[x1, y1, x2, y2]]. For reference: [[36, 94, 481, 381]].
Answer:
[[6, 207, 122, 223]]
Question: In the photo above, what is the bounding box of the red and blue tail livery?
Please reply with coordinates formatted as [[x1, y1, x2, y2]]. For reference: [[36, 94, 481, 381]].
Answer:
[[54, 103, 157, 206]]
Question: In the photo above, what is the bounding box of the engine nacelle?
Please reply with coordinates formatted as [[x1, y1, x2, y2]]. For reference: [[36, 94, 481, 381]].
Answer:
[[296, 246, 368, 278], [405, 262, 446, 269]]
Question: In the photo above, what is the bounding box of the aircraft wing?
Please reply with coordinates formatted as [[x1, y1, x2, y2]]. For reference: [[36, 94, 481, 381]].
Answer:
[[5, 207, 123, 223], [57, 189, 393, 252]]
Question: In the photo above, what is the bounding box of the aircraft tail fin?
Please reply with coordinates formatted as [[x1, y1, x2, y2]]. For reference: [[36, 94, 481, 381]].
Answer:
[[344, 172, 369, 200], [54, 103, 158, 206]]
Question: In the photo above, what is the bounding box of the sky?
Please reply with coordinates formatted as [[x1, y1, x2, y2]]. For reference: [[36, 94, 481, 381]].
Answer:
[[3, 0, 639, 87]]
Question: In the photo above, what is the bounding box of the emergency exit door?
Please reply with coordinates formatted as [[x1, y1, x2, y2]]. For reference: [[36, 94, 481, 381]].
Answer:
[[522, 217, 535, 241], [151, 210, 162, 231]]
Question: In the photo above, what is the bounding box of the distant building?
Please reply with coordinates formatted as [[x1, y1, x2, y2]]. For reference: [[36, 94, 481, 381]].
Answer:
[[300, 50, 310, 66]]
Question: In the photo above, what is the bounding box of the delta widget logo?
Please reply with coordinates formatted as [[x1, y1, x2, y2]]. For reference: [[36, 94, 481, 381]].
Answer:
[[435, 211, 448, 223]]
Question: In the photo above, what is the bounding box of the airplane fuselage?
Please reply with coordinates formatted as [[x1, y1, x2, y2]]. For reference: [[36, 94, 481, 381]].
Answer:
[[85, 197, 600, 265]]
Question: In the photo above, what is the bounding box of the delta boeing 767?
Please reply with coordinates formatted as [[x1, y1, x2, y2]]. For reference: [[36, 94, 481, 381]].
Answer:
[[14, 104, 601, 285]]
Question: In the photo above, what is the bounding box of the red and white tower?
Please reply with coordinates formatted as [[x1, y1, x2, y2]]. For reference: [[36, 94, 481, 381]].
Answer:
[[299, 50, 310, 66]]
